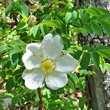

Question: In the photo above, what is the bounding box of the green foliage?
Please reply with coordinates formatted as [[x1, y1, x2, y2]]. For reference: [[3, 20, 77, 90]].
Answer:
[[100, 21, 110, 36], [91, 21, 102, 36], [65, 12, 72, 24], [0, 0, 110, 109], [20, 3, 29, 17], [80, 52, 90, 69], [95, 46, 110, 59], [79, 69, 95, 76], [91, 52, 99, 69], [39, 20, 61, 29], [30, 26, 41, 40]]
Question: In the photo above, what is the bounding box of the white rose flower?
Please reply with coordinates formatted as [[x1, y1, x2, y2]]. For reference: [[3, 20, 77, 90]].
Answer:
[[22, 33, 78, 90]]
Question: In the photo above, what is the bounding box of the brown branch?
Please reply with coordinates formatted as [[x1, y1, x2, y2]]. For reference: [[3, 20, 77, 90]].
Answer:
[[37, 88, 46, 110], [12, 9, 18, 25], [6, 101, 37, 110], [47, 2, 55, 10], [6, 21, 16, 28]]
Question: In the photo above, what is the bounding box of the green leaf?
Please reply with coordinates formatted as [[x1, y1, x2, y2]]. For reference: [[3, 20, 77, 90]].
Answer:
[[68, 73, 78, 81], [9, 45, 24, 56], [61, 37, 70, 50], [95, 46, 110, 59], [84, 23, 93, 34], [91, 52, 99, 69], [100, 20, 110, 36], [16, 22, 26, 30], [91, 21, 102, 36], [80, 9, 90, 24], [73, 50, 82, 60], [43, 15, 51, 20], [72, 10, 78, 21], [0, 45, 8, 53], [82, 46, 91, 50], [79, 98, 87, 110], [0, 71, 6, 79], [19, 97, 26, 105], [65, 12, 72, 24], [79, 69, 95, 76], [6, 78, 15, 92], [30, 26, 41, 40], [95, 45, 109, 50], [11, 97, 19, 106], [83, 13, 90, 23], [80, 27, 87, 35], [0, 99, 4, 103], [86, 7, 100, 16], [97, 50, 110, 59], [0, 104, 3, 109], [40, 24, 49, 36], [57, 1, 69, 7], [97, 8, 108, 14], [99, 58, 105, 73], [68, 78, 76, 90], [9, 40, 26, 46], [80, 52, 90, 69], [105, 63, 110, 71], [86, 7, 108, 16], [98, 14, 110, 21], [39, 20, 61, 29], [20, 3, 29, 17], [0, 58, 11, 69], [5, 1, 15, 15], [6, 70, 13, 76], [10, 54, 19, 65], [19, 12, 28, 22]]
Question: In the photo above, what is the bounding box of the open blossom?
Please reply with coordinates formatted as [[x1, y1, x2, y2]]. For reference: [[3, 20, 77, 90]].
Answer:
[[22, 33, 78, 90]]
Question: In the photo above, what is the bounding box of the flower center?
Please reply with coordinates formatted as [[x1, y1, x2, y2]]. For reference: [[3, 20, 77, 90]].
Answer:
[[40, 58, 56, 76]]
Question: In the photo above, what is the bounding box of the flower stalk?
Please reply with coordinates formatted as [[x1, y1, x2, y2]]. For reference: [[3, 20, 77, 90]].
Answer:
[[37, 88, 45, 110]]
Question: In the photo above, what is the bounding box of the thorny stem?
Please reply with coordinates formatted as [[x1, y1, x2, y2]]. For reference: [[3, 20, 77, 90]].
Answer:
[[37, 88, 45, 110], [12, 9, 18, 25]]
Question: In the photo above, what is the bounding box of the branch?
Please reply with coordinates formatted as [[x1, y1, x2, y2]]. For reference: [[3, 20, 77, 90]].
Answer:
[[12, 9, 18, 25], [37, 88, 46, 110], [47, 2, 55, 10]]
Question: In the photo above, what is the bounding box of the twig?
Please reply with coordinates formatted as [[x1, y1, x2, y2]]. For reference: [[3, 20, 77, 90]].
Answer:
[[6, 101, 37, 110], [47, 2, 55, 10], [12, 9, 18, 25], [37, 88, 45, 110]]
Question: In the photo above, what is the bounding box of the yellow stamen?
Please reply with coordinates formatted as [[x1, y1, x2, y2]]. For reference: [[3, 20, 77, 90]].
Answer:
[[40, 58, 56, 76]]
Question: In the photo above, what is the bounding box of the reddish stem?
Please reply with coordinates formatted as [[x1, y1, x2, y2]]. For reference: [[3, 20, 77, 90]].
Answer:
[[37, 88, 45, 110]]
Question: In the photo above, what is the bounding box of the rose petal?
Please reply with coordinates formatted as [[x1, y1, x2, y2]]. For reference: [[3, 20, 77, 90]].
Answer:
[[41, 33, 64, 59], [22, 69, 45, 90], [22, 43, 42, 69], [56, 54, 78, 73], [45, 71, 68, 90], [26, 43, 41, 55]]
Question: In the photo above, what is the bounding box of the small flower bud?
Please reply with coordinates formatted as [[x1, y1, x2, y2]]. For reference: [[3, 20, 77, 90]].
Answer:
[[28, 15, 36, 27]]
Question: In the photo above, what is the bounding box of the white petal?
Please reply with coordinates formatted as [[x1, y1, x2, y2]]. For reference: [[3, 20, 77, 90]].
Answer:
[[22, 69, 45, 90], [41, 33, 64, 59], [22, 43, 42, 69], [56, 54, 78, 73], [26, 43, 41, 55], [22, 50, 42, 69], [45, 71, 68, 90]]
